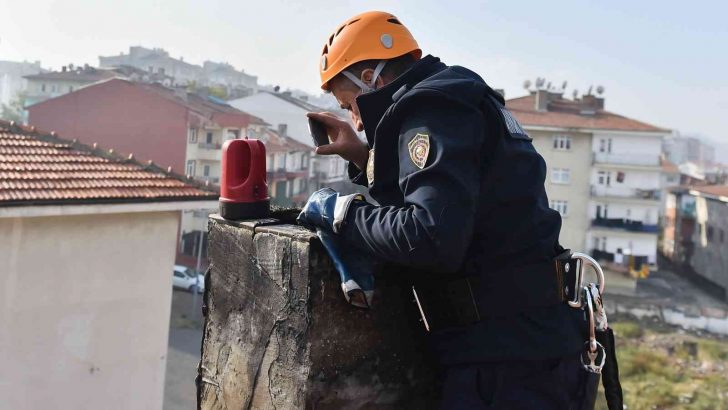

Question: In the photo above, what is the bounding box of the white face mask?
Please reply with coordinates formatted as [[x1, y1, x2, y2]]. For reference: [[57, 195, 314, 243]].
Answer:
[[341, 60, 388, 94]]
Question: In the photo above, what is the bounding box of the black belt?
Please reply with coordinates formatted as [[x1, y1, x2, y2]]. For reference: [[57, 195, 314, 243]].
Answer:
[[412, 252, 579, 332]]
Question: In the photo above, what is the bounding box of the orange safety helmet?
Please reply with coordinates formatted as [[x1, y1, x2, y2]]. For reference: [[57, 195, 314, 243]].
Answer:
[[319, 11, 422, 91]]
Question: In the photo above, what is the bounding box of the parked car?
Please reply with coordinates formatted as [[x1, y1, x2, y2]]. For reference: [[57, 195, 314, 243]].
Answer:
[[172, 265, 204, 293]]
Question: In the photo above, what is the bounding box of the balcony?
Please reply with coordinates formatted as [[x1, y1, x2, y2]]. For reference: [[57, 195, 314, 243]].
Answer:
[[590, 185, 661, 201], [591, 217, 659, 233], [592, 152, 660, 167], [198, 142, 222, 150]]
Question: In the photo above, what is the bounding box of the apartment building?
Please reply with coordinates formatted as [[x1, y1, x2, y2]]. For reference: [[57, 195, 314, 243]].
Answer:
[[0, 60, 44, 106], [228, 90, 358, 193], [664, 186, 728, 300], [25, 78, 266, 268], [99, 46, 258, 92], [262, 128, 313, 207], [507, 89, 669, 266]]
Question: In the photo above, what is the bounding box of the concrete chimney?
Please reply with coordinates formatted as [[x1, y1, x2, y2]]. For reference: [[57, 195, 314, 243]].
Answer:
[[582, 94, 604, 110], [535, 89, 549, 112]]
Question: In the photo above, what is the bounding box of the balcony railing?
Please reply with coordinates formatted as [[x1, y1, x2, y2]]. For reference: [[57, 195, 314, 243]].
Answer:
[[198, 142, 222, 150], [592, 152, 660, 167], [590, 185, 661, 200], [591, 218, 659, 233]]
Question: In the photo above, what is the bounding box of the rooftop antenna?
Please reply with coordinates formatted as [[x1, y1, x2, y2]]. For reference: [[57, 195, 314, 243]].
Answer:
[[572, 89, 579, 99], [546, 81, 552, 90], [561, 81, 568, 90], [523, 80, 532, 90], [596, 85, 605, 95]]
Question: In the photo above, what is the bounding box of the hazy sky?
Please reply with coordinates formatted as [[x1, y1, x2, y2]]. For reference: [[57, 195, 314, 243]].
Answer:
[[1, 0, 726, 146]]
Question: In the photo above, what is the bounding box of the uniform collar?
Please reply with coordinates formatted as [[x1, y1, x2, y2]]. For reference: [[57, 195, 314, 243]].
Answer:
[[356, 55, 445, 143]]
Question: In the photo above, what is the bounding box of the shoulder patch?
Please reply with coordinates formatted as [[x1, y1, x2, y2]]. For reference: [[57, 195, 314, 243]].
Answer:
[[408, 133, 430, 169], [500, 107, 531, 140]]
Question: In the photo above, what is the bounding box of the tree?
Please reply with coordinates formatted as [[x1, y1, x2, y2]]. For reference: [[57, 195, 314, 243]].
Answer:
[[0, 91, 27, 123]]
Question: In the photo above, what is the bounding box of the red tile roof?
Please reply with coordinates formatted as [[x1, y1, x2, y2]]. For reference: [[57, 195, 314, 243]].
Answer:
[[661, 157, 679, 173], [0, 120, 217, 205], [506, 94, 669, 132]]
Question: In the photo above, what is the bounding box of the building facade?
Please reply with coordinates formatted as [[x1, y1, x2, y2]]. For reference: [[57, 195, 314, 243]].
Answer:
[[228, 90, 358, 194], [99, 46, 258, 92], [0, 60, 44, 107], [0, 120, 217, 409], [507, 89, 669, 267], [664, 186, 728, 300]]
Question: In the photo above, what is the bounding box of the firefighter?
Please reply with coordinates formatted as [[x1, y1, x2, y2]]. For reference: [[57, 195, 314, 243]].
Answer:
[[299, 11, 590, 409]]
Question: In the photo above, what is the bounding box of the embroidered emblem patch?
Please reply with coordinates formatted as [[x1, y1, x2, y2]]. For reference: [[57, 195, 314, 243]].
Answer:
[[366, 149, 375, 185], [408, 133, 430, 169]]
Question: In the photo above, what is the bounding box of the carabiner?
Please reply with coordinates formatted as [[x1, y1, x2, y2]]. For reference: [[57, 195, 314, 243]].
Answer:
[[568, 253, 605, 308]]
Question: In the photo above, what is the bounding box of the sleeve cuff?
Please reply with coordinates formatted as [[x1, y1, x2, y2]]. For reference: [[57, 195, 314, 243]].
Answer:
[[333, 193, 365, 234]]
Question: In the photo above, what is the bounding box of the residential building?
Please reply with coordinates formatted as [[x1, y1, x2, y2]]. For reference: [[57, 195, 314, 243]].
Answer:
[[0, 60, 44, 106], [0, 120, 217, 409], [25, 78, 266, 268], [99, 46, 258, 92], [507, 88, 669, 267], [663, 135, 715, 167], [23, 65, 121, 106], [262, 128, 314, 207], [664, 185, 728, 300], [228, 90, 358, 193]]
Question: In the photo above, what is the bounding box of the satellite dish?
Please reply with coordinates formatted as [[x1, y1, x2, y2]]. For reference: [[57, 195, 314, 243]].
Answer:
[[546, 81, 552, 90], [596, 85, 605, 95], [523, 80, 532, 90], [562, 81, 568, 90], [572, 89, 578, 99]]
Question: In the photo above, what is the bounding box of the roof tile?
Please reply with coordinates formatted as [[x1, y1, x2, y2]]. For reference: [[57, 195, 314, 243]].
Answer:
[[0, 120, 217, 205]]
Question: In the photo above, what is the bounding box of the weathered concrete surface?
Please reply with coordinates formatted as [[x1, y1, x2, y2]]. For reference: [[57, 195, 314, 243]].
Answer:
[[197, 215, 437, 409]]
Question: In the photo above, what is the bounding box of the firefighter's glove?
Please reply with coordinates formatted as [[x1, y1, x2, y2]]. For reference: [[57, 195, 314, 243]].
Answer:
[[297, 188, 364, 234]]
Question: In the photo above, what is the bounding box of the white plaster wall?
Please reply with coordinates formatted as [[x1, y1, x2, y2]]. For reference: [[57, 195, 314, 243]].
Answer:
[[0, 211, 179, 410], [591, 132, 663, 166], [530, 130, 593, 251], [229, 93, 311, 146]]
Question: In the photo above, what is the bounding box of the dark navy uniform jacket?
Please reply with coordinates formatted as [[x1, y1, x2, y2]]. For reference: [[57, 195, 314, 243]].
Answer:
[[339, 55, 584, 365]]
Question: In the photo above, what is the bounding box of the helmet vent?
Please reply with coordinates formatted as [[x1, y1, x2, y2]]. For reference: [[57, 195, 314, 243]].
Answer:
[[347, 18, 361, 25], [387, 18, 402, 25], [335, 25, 345, 36]]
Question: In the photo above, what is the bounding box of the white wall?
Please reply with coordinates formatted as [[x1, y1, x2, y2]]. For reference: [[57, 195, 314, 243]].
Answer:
[[0, 211, 179, 410], [591, 132, 663, 166], [229, 93, 311, 146]]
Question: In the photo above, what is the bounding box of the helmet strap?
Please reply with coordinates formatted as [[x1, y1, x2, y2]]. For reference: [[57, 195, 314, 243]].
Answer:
[[342, 60, 388, 93]]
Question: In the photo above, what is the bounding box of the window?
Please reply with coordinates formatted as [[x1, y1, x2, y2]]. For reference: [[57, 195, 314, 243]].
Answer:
[[707, 226, 714, 242], [188, 127, 198, 143], [68, 86, 74, 92], [720, 229, 725, 243], [550, 200, 568, 217], [186, 160, 196, 177], [551, 168, 571, 184], [597, 171, 611, 186], [553, 135, 572, 150], [51, 84, 57, 93], [203, 165, 210, 177], [41, 83, 46, 92], [598, 138, 612, 153], [206, 132, 213, 144], [616, 171, 625, 183]]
